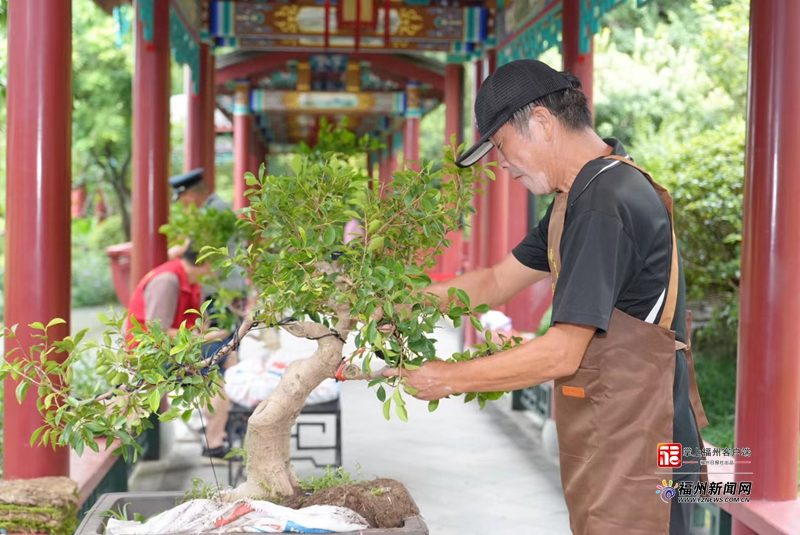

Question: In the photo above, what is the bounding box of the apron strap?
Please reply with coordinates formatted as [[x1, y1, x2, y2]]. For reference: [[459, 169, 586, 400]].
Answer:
[[603, 155, 679, 330]]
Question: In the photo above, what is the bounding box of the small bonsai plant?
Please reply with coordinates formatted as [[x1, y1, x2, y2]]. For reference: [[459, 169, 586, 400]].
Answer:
[[1, 122, 520, 528]]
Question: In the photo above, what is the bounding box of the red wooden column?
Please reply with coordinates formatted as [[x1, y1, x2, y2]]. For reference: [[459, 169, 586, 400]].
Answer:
[[562, 0, 594, 115], [184, 44, 210, 175], [378, 135, 393, 195], [474, 60, 490, 270], [4, 0, 72, 479], [403, 83, 421, 169], [132, 0, 170, 286], [440, 62, 465, 277], [233, 81, 251, 212], [486, 51, 509, 312], [248, 128, 263, 179], [464, 58, 486, 348], [468, 59, 486, 272], [733, 1, 800, 532], [204, 49, 217, 191]]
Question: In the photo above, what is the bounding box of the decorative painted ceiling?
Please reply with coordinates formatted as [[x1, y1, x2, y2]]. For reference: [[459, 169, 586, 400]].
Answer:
[[98, 0, 649, 145]]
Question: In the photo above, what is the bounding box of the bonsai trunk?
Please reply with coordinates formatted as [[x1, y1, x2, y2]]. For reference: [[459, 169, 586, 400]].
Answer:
[[225, 321, 349, 502]]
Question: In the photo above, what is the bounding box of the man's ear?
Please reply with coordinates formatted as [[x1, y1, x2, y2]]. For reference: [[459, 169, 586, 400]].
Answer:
[[530, 106, 555, 142]]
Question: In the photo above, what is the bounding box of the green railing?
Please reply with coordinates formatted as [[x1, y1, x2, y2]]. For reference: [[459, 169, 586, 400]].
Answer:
[[512, 383, 552, 421], [76, 413, 160, 521], [691, 503, 732, 535]]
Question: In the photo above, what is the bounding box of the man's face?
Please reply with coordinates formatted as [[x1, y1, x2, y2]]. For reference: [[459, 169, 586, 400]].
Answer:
[[490, 110, 556, 195], [177, 190, 201, 208]]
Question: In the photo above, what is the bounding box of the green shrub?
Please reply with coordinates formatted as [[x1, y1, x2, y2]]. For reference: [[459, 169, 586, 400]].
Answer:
[[644, 117, 744, 304], [88, 214, 127, 250], [693, 354, 736, 449], [72, 249, 118, 307]]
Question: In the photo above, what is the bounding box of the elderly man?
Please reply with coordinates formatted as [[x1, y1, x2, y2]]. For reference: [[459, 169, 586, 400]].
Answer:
[[385, 59, 709, 534]]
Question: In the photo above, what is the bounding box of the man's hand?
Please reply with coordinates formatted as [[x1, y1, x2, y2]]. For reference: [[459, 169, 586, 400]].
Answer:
[[167, 239, 190, 261], [371, 304, 412, 333], [383, 360, 457, 401]]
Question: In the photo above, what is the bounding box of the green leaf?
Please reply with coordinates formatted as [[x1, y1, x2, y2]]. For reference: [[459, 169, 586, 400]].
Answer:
[[474, 304, 490, 314], [30, 425, 46, 447], [30, 322, 46, 331], [455, 289, 470, 308], [323, 226, 336, 246], [470, 315, 483, 331], [147, 389, 161, 413], [367, 236, 385, 252], [428, 400, 439, 412], [377, 385, 386, 402], [290, 154, 303, 175], [382, 398, 392, 420], [395, 403, 409, 422], [15, 381, 29, 404], [46, 318, 67, 329]]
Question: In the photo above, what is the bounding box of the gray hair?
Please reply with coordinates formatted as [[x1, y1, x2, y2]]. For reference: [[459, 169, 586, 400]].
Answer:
[[509, 73, 593, 137]]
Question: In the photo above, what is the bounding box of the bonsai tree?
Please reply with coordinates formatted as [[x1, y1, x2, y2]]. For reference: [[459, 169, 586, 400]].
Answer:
[[1, 122, 519, 522]]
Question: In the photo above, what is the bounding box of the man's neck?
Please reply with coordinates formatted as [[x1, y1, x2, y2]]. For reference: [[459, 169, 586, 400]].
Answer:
[[181, 259, 198, 284], [554, 130, 613, 194]]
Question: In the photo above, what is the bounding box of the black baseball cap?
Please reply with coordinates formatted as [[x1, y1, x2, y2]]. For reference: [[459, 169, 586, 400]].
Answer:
[[169, 168, 204, 201], [455, 59, 573, 168]]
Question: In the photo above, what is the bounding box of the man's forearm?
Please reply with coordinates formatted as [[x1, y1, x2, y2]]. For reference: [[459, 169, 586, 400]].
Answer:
[[425, 267, 508, 311], [423, 255, 549, 312], [451, 338, 568, 393], [449, 324, 595, 393]]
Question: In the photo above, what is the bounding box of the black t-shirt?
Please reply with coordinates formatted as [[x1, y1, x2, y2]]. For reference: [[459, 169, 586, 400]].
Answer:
[[512, 139, 699, 479]]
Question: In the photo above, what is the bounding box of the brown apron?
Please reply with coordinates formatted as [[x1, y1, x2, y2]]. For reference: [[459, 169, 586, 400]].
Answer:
[[548, 155, 709, 534]]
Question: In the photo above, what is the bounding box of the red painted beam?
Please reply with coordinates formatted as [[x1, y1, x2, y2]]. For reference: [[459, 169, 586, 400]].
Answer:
[[217, 52, 445, 91], [4, 0, 72, 479], [734, 3, 800, 534], [132, 0, 170, 286], [562, 0, 594, 116]]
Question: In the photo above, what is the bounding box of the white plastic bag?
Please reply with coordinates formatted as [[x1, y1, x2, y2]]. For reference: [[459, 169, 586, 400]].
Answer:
[[105, 498, 369, 534], [225, 353, 340, 408]]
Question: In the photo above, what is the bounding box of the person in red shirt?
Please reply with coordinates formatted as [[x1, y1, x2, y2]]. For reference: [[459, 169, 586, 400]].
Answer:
[[126, 246, 234, 458]]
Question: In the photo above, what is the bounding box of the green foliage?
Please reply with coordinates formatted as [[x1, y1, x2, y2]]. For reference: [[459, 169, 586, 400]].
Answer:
[[178, 477, 220, 503], [692, 353, 736, 449], [207, 121, 516, 417], [694, 295, 739, 360], [0, 306, 225, 462], [72, 218, 119, 307], [100, 502, 148, 524], [88, 214, 128, 250], [72, 0, 134, 237], [160, 204, 240, 252], [299, 466, 359, 493], [645, 117, 745, 303]]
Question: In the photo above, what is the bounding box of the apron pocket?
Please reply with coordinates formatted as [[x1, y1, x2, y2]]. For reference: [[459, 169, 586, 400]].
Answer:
[[555, 367, 603, 460]]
